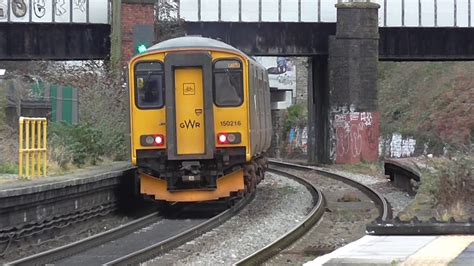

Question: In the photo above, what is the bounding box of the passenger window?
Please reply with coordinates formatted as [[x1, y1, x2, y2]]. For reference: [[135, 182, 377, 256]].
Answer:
[[134, 62, 164, 109], [213, 60, 243, 107]]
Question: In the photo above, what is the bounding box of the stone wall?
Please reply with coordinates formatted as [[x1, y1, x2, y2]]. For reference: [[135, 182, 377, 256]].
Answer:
[[269, 109, 285, 158], [294, 57, 308, 105], [328, 2, 380, 164]]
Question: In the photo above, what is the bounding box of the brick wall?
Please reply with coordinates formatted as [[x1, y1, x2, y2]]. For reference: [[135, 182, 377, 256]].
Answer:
[[121, 2, 155, 64]]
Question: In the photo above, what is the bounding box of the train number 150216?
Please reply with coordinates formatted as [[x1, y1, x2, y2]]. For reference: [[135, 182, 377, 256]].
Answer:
[[220, 121, 242, 127]]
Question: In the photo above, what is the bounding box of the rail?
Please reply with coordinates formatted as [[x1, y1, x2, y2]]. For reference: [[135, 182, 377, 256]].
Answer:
[[9, 192, 255, 265], [235, 166, 325, 265], [268, 160, 392, 221], [234, 160, 392, 264], [6, 212, 161, 266], [105, 193, 254, 265]]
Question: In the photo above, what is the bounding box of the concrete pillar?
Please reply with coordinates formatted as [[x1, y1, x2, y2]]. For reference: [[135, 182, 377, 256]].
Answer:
[[120, 0, 156, 64], [307, 56, 330, 165], [295, 57, 309, 105], [328, 1, 380, 164], [269, 109, 285, 159]]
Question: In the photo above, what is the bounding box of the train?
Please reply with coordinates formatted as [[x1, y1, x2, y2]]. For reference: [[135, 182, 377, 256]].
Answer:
[[128, 36, 272, 203]]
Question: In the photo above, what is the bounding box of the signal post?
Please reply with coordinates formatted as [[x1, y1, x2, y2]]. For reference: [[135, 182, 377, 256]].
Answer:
[[111, 0, 156, 67]]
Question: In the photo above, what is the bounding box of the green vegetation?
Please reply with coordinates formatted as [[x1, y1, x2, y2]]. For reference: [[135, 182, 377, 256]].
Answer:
[[0, 81, 7, 128], [46, 62, 129, 164], [49, 122, 105, 168], [0, 163, 17, 174], [330, 161, 384, 177], [283, 103, 307, 137], [278, 103, 308, 157], [399, 155, 473, 221], [378, 62, 474, 149]]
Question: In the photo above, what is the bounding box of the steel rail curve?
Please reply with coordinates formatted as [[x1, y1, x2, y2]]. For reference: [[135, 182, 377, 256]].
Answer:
[[105, 192, 255, 265], [269, 160, 393, 221], [235, 167, 326, 266], [6, 211, 162, 265], [234, 160, 393, 265], [8, 194, 254, 265]]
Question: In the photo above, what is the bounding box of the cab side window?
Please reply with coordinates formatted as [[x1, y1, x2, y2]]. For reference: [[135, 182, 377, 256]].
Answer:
[[213, 60, 243, 107], [134, 62, 165, 109]]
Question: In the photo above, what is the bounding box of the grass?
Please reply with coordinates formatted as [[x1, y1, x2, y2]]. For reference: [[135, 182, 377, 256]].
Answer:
[[0, 163, 18, 174], [398, 155, 473, 222], [329, 161, 384, 177]]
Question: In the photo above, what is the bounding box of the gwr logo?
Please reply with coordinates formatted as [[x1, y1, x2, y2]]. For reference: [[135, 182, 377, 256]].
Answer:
[[180, 119, 201, 129]]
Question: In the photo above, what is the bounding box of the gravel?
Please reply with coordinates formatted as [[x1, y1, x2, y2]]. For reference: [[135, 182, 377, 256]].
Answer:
[[145, 172, 314, 265], [268, 167, 380, 265], [316, 166, 414, 215]]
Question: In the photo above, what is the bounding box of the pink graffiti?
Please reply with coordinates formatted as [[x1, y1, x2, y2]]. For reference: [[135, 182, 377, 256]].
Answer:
[[331, 106, 380, 164]]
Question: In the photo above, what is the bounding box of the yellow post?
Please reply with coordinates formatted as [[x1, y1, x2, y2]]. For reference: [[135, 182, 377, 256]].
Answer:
[[43, 120, 47, 177], [19, 117, 24, 177], [18, 117, 48, 179], [25, 120, 30, 177], [37, 121, 41, 177], [31, 121, 36, 178]]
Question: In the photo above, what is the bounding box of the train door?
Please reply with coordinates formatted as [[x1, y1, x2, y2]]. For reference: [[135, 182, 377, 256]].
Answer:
[[165, 53, 215, 161], [174, 68, 206, 155]]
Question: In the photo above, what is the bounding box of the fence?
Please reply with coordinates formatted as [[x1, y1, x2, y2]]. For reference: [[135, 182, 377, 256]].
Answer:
[[19, 117, 48, 179], [176, 0, 474, 27]]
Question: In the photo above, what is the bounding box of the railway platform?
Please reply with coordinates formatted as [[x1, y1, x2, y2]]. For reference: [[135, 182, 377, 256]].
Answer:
[[0, 162, 134, 231], [305, 235, 474, 265]]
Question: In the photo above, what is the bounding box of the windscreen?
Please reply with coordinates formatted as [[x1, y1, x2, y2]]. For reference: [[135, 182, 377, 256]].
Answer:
[[135, 62, 164, 109], [213, 60, 243, 107]]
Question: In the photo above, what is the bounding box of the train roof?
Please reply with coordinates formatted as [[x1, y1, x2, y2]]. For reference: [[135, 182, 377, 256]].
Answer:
[[147, 36, 255, 62]]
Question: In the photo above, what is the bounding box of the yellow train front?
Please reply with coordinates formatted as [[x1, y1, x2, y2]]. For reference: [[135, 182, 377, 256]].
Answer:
[[128, 36, 272, 203]]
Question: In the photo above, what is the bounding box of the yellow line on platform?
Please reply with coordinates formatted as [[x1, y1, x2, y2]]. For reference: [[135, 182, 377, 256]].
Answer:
[[402, 235, 474, 266]]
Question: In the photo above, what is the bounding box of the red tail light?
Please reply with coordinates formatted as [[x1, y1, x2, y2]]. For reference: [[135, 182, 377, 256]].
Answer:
[[154, 135, 164, 145], [217, 133, 241, 145], [218, 133, 228, 144], [141, 134, 165, 147], [153, 135, 165, 146]]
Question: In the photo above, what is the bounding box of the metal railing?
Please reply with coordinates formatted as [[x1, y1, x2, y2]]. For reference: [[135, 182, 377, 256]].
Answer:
[[0, 0, 110, 24], [19, 117, 48, 179], [176, 0, 473, 27]]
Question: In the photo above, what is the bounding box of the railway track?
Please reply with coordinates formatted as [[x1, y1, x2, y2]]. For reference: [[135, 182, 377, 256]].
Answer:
[[235, 160, 392, 265], [8, 161, 392, 265], [7, 194, 254, 265]]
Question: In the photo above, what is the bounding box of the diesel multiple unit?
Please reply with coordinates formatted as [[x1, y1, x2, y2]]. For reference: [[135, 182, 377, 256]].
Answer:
[[128, 36, 271, 203]]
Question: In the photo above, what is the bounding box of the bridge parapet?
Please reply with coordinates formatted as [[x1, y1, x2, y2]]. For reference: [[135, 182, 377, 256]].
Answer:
[[174, 0, 473, 27], [0, 0, 110, 24]]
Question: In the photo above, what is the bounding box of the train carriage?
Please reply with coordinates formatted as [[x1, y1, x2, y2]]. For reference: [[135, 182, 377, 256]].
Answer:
[[128, 36, 271, 202]]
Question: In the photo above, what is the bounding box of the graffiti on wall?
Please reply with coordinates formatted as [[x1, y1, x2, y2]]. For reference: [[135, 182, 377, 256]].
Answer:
[[1, 0, 107, 23], [254, 56, 296, 110], [0, 0, 6, 19], [379, 133, 417, 158], [288, 126, 308, 154], [330, 104, 380, 164]]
